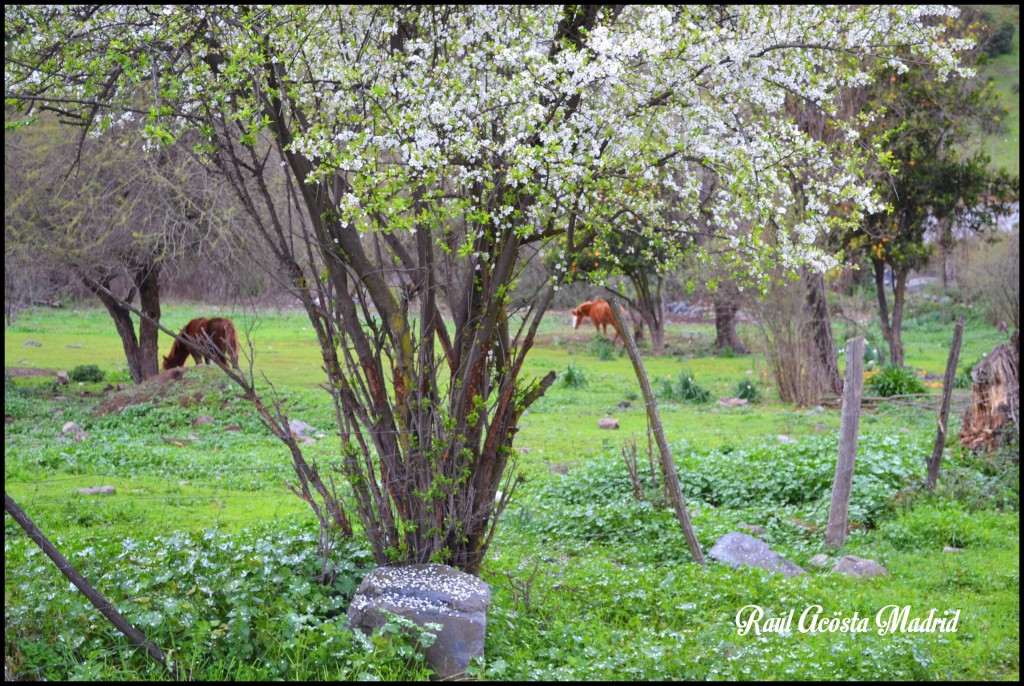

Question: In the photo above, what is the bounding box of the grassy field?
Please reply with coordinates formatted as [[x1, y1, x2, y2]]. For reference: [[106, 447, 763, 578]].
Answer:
[[4, 295, 1019, 680], [977, 4, 1020, 174]]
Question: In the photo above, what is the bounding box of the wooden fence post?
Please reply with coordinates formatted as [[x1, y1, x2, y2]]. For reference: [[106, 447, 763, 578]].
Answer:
[[826, 336, 865, 549], [607, 299, 705, 565], [927, 313, 966, 490]]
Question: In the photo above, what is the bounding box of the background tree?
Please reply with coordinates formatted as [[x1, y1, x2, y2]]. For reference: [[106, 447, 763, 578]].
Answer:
[[846, 14, 1019, 367], [4, 116, 231, 383], [6, 5, 973, 575], [544, 229, 678, 355], [782, 88, 877, 396], [962, 229, 1020, 332], [711, 280, 750, 355]]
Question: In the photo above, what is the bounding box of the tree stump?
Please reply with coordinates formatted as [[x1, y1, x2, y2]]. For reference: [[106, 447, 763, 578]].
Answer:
[[959, 329, 1019, 455]]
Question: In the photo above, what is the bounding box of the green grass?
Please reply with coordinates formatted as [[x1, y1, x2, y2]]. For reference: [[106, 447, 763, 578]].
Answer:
[[4, 299, 1018, 681], [976, 4, 1020, 174]]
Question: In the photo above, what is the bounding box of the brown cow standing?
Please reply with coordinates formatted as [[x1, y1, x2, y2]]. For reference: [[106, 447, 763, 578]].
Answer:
[[570, 298, 620, 341], [163, 317, 241, 370]]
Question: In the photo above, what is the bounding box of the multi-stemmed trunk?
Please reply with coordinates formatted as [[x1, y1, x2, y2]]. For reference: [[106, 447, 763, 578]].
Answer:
[[81, 263, 162, 384]]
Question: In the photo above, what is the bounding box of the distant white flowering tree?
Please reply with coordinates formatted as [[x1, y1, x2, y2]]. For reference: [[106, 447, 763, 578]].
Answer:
[[5, 4, 971, 574]]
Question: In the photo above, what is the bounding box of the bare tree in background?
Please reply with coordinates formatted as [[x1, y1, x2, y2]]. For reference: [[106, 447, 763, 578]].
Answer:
[[962, 230, 1019, 332], [5, 117, 233, 382], [753, 271, 838, 406]]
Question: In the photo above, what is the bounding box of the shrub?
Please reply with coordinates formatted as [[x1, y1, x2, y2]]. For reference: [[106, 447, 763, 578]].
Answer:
[[869, 365, 926, 397], [661, 369, 712, 404], [560, 362, 588, 389], [589, 335, 617, 361], [954, 357, 980, 389], [862, 341, 884, 368], [986, 21, 1016, 57], [69, 364, 105, 383], [733, 378, 761, 403]]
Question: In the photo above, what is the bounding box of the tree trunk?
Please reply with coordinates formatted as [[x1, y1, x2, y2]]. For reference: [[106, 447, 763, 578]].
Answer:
[[939, 217, 956, 290], [873, 259, 906, 367], [78, 265, 162, 384], [83, 276, 145, 384], [803, 269, 843, 395], [629, 272, 666, 355], [638, 307, 665, 356], [714, 292, 748, 354], [890, 270, 907, 368], [631, 308, 645, 344], [136, 263, 162, 381]]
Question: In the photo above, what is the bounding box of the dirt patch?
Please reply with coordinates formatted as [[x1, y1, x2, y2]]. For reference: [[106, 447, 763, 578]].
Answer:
[[94, 367, 195, 415], [5, 367, 58, 377]]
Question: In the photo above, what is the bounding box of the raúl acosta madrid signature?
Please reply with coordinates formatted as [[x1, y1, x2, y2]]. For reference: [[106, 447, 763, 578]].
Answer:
[[735, 604, 961, 636]]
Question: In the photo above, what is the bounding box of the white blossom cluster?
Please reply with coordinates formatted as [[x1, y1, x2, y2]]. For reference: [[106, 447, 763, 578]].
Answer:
[[4, 4, 971, 284]]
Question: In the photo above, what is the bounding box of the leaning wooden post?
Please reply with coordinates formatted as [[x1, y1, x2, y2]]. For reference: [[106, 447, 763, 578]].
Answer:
[[5, 492, 182, 680], [826, 336, 865, 549], [927, 314, 966, 490], [607, 299, 705, 565]]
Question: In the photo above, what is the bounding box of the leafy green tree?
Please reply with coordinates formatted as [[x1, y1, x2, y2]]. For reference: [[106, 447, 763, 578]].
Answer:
[[5, 5, 974, 574], [846, 14, 1019, 366]]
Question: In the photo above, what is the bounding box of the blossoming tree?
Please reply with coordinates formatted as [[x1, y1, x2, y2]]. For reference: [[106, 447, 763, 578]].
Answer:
[[5, 4, 972, 574]]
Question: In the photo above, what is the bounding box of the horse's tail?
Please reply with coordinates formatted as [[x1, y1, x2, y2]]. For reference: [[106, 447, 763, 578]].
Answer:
[[228, 322, 240, 365]]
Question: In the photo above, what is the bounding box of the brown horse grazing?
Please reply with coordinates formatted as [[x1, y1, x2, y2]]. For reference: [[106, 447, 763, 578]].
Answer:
[[570, 298, 620, 341], [162, 317, 240, 370]]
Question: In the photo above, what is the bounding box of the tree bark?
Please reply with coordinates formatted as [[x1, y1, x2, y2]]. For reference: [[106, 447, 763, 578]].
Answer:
[[959, 328, 1020, 453], [81, 266, 162, 384], [928, 314, 965, 489], [84, 275, 146, 384], [629, 271, 666, 355], [714, 285, 748, 354], [803, 269, 842, 395], [826, 336, 864, 548], [136, 263, 162, 381], [938, 217, 956, 290], [873, 259, 906, 367]]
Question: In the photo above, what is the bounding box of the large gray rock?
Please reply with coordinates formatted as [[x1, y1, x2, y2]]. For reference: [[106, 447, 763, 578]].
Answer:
[[830, 555, 888, 579], [75, 486, 115, 495], [348, 563, 490, 680], [288, 419, 319, 444], [288, 419, 318, 438], [808, 553, 831, 568], [709, 532, 806, 577]]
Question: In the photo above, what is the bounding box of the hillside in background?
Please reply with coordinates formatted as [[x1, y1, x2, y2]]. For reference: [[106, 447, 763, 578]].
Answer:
[[975, 4, 1020, 174]]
